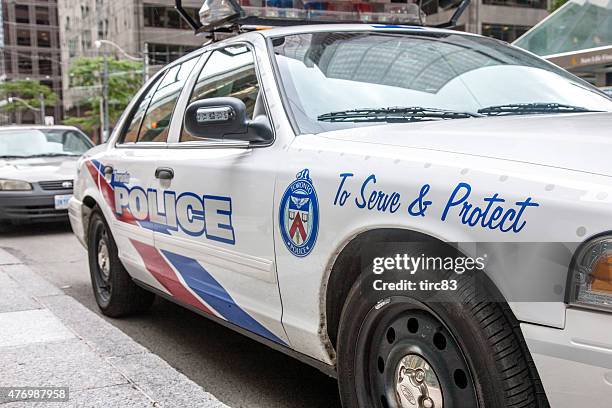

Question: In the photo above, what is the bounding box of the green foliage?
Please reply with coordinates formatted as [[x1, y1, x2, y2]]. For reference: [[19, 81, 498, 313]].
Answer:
[[550, 0, 568, 12], [64, 57, 143, 133], [0, 80, 58, 114]]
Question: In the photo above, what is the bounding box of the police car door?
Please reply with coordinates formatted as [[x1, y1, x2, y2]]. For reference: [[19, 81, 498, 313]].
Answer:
[[102, 56, 201, 292], [151, 43, 288, 346]]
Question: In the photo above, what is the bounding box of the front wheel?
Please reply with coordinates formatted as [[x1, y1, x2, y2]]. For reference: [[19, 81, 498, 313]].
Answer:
[[87, 209, 154, 317], [337, 276, 547, 408]]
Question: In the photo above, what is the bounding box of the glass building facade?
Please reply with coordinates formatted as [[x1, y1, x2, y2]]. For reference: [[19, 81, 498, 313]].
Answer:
[[514, 0, 612, 87]]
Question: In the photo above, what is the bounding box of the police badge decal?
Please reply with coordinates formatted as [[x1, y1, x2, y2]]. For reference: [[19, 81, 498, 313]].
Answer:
[[279, 169, 319, 257]]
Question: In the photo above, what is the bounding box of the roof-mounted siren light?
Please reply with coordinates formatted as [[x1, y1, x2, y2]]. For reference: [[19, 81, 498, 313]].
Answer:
[[175, 0, 243, 33], [175, 0, 471, 34]]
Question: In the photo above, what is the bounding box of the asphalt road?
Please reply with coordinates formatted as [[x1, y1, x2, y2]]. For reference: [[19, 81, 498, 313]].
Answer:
[[0, 222, 341, 408]]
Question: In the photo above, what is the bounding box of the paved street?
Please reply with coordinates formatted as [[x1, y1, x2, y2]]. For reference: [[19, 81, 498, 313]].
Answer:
[[0, 222, 341, 408]]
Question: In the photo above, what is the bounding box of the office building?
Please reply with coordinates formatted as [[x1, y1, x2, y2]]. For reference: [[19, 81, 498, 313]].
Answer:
[[1, 0, 62, 124], [57, 0, 205, 114]]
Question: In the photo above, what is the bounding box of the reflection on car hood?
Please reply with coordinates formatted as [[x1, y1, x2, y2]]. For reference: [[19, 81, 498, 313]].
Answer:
[[321, 112, 612, 176], [0, 156, 79, 183]]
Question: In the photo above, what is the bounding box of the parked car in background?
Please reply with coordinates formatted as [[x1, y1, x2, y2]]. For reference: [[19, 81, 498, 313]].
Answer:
[[0, 125, 93, 226]]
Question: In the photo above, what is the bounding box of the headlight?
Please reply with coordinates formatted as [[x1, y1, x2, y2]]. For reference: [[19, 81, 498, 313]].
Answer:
[[0, 179, 33, 191], [569, 236, 612, 312]]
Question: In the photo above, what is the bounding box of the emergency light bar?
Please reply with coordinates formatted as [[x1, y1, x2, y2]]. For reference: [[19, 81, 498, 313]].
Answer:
[[175, 0, 470, 34]]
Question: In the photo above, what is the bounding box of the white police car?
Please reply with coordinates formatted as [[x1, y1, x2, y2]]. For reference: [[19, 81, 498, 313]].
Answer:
[[69, 15, 612, 408]]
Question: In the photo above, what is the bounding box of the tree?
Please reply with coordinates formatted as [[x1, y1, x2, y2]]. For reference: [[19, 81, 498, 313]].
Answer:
[[0, 80, 58, 117], [63, 57, 143, 134], [550, 0, 568, 12]]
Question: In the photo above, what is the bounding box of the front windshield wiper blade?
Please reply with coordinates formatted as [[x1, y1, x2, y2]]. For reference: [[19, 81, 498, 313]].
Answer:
[[478, 103, 598, 116], [317, 107, 482, 123], [0, 155, 28, 159]]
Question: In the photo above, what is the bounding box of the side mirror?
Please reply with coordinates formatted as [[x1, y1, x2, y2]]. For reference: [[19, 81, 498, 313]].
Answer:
[[184, 97, 273, 143]]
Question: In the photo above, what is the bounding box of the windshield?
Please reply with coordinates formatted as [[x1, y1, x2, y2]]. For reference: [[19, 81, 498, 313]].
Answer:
[[271, 31, 612, 134], [0, 128, 93, 158]]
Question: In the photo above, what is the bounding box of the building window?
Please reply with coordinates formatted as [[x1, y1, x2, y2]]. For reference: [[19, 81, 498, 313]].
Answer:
[[35, 6, 50, 25], [5, 54, 12, 74], [144, 6, 165, 27], [482, 0, 547, 9], [15, 5, 29, 24], [148, 43, 197, 65], [39, 54, 53, 75], [3, 24, 10, 46], [37, 31, 51, 48], [17, 29, 31, 46], [143, 4, 199, 29], [68, 38, 78, 57], [482, 23, 531, 42], [81, 30, 92, 50], [18, 53, 33, 74], [167, 9, 181, 29]]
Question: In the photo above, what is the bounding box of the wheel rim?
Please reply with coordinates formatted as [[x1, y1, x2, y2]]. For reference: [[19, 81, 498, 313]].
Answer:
[[356, 298, 478, 408], [93, 227, 112, 303]]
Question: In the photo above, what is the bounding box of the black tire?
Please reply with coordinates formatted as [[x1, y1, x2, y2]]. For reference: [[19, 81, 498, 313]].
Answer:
[[337, 245, 549, 408], [87, 209, 154, 317]]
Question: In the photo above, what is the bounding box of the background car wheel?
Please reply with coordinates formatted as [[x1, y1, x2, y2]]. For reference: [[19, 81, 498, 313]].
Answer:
[[337, 251, 549, 408], [87, 209, 154, 317]]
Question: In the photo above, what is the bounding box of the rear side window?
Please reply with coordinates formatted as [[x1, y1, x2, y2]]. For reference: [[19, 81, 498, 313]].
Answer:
[[121, 75, 162, 143], [120, 55, 199, 144], [180, 45, 260, 142]]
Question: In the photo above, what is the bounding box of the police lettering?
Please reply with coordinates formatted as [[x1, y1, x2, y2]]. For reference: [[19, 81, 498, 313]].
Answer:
[[114, 186, 235, 244]]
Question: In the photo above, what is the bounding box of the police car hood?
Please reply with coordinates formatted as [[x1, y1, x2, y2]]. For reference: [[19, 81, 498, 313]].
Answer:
[[322, 112, 612, 176], [0, 156, 79, 183]]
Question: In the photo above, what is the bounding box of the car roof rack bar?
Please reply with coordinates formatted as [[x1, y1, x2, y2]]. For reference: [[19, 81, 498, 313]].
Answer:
[[176, 0, 203, 31], [435, 0, 470, 28]]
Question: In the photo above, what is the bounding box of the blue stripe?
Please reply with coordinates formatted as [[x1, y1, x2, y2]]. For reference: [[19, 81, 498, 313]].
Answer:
[[91, 159, 104, 173], [161, 250, 287, 346]]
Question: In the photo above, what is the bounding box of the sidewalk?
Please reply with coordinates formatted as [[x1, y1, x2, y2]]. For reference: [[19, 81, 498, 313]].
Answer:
[[0, 248, 228, 408]]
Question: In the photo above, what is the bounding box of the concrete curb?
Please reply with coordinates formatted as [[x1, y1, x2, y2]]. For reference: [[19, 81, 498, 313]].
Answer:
[[0, 248, 229, 408]]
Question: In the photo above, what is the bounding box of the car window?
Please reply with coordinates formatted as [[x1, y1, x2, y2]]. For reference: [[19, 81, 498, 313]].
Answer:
[[121, 73, 164, 144], [138, 56, 199, 143], [0, 128, 93, 157], [119, 55, 199, 144], [272, 31, 612, 134], [180, 45, 260, 142]]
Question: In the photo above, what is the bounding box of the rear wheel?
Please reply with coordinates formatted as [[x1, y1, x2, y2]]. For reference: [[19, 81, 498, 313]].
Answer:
[[87, 209, 154, 317], [337, 250, 548, 408]]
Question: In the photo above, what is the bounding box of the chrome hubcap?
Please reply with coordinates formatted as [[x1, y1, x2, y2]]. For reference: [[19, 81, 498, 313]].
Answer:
[[395, 354, 443, 408], [97, 238, 110, 281]]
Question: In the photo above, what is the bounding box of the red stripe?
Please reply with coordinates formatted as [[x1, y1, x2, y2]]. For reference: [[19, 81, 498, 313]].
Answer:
[[87, 160, 137, 225], [130, 239, 213, 315]]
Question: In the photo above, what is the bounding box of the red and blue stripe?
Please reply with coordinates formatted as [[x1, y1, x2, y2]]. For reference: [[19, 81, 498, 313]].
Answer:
[[86, 159, 287, 346]]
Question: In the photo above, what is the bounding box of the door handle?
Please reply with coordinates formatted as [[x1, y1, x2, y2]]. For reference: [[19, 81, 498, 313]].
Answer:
[[155, 167, 174, 180]]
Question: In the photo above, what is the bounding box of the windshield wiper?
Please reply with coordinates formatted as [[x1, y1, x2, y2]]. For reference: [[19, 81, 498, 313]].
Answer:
[[0, 155, 28, 159], [478, 103, 598, 116], [317, 107, 481, 123]]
